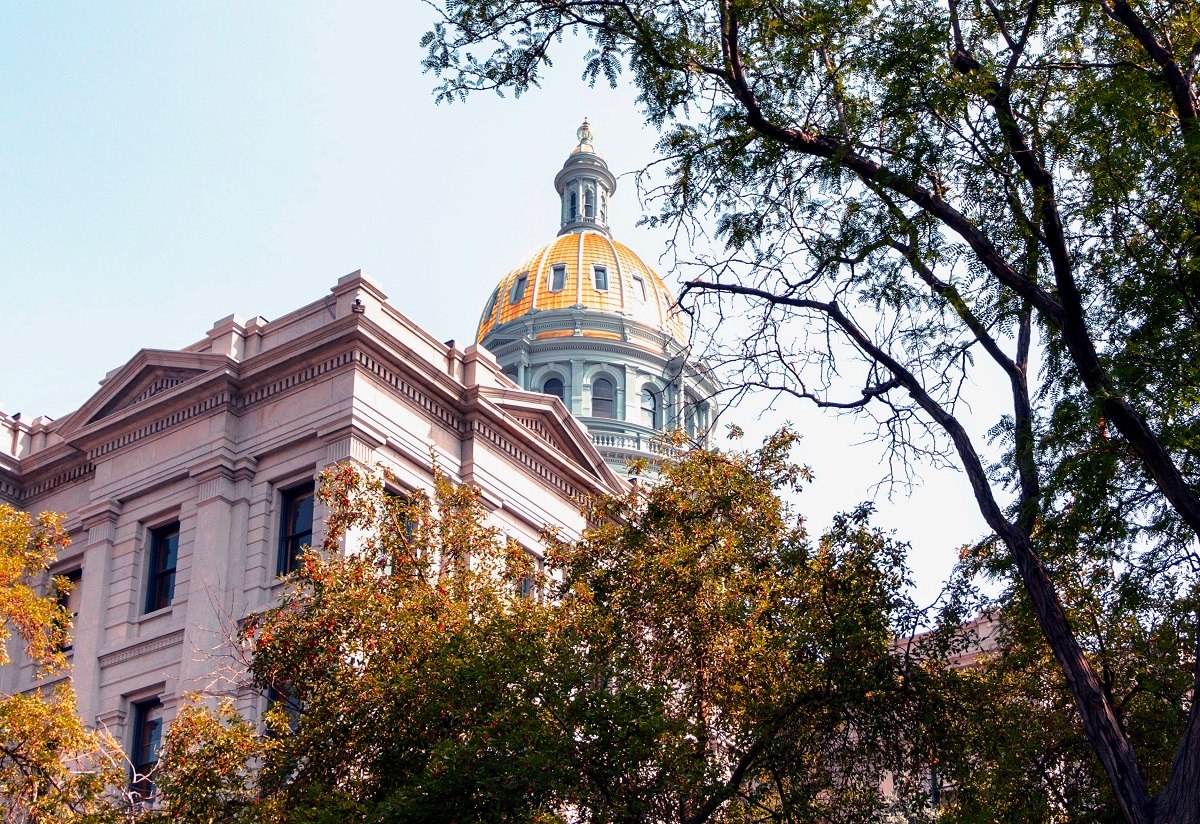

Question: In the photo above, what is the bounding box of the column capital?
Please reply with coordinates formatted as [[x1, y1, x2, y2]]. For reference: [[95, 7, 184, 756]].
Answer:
[[191, 453, 257, 505], [319, 424, 384, 469]]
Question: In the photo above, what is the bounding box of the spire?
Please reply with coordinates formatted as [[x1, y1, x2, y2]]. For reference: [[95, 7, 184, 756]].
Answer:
[[554, 118, 617, 237]]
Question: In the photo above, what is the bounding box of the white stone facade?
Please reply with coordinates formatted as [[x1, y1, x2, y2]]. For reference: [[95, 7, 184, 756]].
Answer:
[[0, 270, 625, 758]]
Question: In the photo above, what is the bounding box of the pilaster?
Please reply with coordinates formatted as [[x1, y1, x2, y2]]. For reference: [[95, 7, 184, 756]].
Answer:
[[73, 499, 122, 728], [176, 455, 256, 694]]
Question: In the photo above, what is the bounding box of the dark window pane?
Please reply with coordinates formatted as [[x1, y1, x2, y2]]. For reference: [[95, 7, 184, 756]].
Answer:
[[510, 272, 528, 303], [145, 524, 179, 613], [131, 700, 163, 801], [592, 378, 614, 419], [543, 378, 564, 400], [550, 266, 566, 292], [55, 570, 81, 651], [593, 266, 608, 291], [279, 484, 315, 575], [641, 388, 658, 428]]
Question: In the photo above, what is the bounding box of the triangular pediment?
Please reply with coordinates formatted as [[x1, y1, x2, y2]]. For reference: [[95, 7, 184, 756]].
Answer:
[[484, 390, 624, 490], [58, 350, 231, 435]]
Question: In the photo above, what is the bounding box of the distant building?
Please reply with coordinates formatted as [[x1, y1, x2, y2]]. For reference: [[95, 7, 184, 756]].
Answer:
[[0, 123, 711, 780]]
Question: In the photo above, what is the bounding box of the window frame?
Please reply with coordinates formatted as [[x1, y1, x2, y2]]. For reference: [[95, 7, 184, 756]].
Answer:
[[549, 264, 567, 293], [144, 523, 179, 615], [55, 568, 82, 651], [480, 287, 499, 327], [130, 698, 164, 802], [593, 265, 609, 291], [542, 376, 565, 401], [592, 377, 615, 419], [640, 387, 659, 429], [510, 271, 529, 304], [632, 274, 648, 301], [277, 482, 316, 576]]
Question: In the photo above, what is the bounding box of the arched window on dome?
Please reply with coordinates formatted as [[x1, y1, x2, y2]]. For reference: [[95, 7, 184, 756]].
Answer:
[[592, 378, 615, 419], [584, 189, 594, 219], [569, 192, 578, 221], [543, 377, 564, 401], [640, 388, 658, 428]]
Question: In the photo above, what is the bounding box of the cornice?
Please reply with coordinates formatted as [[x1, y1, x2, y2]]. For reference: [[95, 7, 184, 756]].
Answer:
[[7, 311, 624, 506]]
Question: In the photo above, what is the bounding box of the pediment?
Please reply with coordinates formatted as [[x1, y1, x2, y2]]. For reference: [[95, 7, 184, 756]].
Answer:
[[58, 350, 231, 435], [485, 390, 624, 491]]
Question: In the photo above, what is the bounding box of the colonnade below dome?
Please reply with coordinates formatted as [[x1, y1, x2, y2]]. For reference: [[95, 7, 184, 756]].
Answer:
[[488, 328, 717, 475]]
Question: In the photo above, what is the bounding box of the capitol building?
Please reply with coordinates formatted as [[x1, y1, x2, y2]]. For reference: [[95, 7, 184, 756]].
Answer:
[[0, 123, 716, 777]]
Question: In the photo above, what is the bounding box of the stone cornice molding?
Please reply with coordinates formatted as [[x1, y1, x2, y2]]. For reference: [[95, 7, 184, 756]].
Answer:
[[98, 629, 185, 669], [7, 318, 623, 505]]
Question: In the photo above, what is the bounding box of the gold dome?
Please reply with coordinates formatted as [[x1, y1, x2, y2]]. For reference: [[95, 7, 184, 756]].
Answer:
[[476, 231, 687, 347]]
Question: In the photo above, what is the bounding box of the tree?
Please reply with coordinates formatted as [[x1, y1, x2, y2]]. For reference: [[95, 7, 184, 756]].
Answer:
[[0, 504, 124, 824], [156, 439, 949, 823], [420, 2, 1200, 821]]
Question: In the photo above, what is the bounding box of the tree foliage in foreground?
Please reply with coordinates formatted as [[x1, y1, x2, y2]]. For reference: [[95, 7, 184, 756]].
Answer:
[[0, 504, 124, 824], [149, 438, 953, 823], [420, 1, 1200, 821]]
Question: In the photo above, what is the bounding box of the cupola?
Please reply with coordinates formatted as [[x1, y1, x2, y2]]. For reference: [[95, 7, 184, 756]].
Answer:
[[554, 119, 618, 237]]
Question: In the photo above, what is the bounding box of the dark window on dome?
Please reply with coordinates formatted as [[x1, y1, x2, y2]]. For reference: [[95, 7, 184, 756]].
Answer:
[[549, 265, 566, 292], [585, 190, 594, 218], [640, 388, 658, 428], [543, 377, 564, 401], [593, 266, 608, 291], [510, 272, 529, 304], [592, 378, 615, 419], [481, 288, 499, 327], [570, 192, 577, 220]]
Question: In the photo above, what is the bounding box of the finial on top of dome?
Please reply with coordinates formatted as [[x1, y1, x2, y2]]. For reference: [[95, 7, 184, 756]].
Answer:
[[576, 117, 593, 147]]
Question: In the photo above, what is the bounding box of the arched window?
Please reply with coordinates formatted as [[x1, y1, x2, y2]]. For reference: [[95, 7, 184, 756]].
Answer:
[[592, 378, 614, 419], [584, 189, 595, 218], [640, 388, 658, 428], [570, 192, 578, 220], [543, 377, 564, 401]]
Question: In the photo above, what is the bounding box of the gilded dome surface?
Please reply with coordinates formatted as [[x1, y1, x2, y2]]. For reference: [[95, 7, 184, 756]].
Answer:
[[476, 231, 687, 347]]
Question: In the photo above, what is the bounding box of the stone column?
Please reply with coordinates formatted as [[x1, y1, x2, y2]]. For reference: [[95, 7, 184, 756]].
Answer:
[[74, 500, 121, 728], [569, 360, 585, 416]]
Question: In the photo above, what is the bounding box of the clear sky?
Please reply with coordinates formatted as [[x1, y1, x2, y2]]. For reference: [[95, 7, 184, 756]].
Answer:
[[1, 1, 990, 604]]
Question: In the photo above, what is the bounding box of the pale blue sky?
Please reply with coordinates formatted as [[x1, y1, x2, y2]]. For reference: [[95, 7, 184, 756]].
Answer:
[[1, 1, 988, 602]]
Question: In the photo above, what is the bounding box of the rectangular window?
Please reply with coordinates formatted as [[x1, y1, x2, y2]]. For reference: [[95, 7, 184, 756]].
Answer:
[[131, 699, 163, 801], [266, 684, 302, 736], [632, 274, 648, 301], [278, 483, 315, 575], [593, 265, 608, 291], [510, 271, 529, 303], [144, 524, 179, 614], [549, 265, 567, 292], [56, 569, 82, 651]]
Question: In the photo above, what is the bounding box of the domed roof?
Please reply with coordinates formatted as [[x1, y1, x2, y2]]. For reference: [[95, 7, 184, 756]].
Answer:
[[476, 230, 687, 347]]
